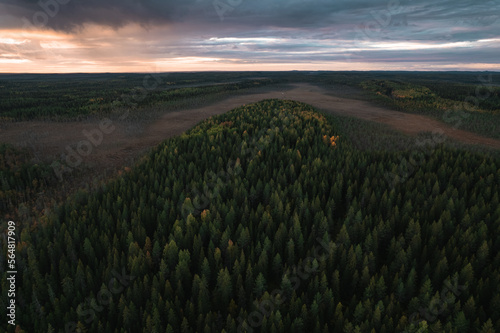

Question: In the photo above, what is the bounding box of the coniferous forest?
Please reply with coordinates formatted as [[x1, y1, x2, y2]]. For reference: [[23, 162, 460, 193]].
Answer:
[[2, 99, 499, 332]]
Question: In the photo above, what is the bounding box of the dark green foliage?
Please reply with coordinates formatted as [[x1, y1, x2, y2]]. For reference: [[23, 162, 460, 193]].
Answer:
[[0, 143, 57, 219], [3, 100, 499, 332], [359, 78, 500, 139], [0, 73, 278, 120]]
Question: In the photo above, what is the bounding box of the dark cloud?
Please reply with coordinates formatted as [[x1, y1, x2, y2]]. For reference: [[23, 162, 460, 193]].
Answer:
[[1, 0, 498, 37], [1, 0, 499, 71], [1, 0, 206, 31]]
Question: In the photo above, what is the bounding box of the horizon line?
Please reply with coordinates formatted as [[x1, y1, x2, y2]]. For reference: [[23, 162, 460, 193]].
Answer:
[[1, 69, 500, 75]]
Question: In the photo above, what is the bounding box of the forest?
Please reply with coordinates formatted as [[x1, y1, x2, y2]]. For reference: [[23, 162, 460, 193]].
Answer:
[[2, 71, 499, 139], [0, 143, 58, 220], [359, 78, 500, 139], [1, 99, 498, 332], [0, 73, 278, 120]]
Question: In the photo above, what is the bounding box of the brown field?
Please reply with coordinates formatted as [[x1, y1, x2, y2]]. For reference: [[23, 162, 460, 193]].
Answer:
[[1, 83, 499, 176]]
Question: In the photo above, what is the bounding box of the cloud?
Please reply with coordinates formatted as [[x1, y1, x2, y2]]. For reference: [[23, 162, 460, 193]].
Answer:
[[1, 0, 208, 31], [0, 0, 499, 72], [0, 0, 497, 34]]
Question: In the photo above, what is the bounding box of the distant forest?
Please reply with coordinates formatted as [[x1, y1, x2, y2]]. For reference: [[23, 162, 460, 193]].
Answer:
[[1, 71, 499, 138]]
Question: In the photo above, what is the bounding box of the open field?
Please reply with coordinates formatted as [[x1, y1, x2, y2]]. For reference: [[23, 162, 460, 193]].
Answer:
[[1, 82, 499, 175], [2, 72, 499, 220]]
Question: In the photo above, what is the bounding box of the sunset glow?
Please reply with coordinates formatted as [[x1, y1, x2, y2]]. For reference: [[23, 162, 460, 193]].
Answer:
[[1, 0, 499, 73]]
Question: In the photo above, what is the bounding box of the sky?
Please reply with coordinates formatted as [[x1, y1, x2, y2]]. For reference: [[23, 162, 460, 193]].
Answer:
[[0, 0, 499, 73]]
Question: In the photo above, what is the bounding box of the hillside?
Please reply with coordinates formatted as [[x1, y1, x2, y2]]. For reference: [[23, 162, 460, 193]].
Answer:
[[2, 100, 499, 332]]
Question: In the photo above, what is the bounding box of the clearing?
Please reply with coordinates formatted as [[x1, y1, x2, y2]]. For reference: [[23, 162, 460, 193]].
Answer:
[[1, 83, 499, 175]]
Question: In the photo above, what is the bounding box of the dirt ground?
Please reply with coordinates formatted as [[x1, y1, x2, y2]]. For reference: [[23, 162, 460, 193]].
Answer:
[[1, 83, 499, 175]]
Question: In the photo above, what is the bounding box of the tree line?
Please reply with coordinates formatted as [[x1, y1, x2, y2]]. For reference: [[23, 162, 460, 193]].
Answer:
[[1, 100, 499, 332]]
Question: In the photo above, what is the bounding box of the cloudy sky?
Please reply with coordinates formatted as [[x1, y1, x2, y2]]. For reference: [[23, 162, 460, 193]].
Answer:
[[0, 0, 499, 73]]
